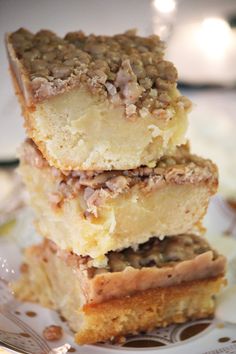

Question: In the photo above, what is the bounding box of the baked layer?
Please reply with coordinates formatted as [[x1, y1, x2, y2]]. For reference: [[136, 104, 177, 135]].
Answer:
[[19, 140, 218, 266], [13, 240, 225, 344], [7, 28, 191, 170]]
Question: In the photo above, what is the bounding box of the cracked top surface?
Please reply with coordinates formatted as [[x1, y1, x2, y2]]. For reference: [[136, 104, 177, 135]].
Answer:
[[7, 28, 191, 117]]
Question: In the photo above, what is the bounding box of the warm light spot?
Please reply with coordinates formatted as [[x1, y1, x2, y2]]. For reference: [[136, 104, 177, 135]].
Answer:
[[153, 0, 176, 14], [195, 17, 233, 60]]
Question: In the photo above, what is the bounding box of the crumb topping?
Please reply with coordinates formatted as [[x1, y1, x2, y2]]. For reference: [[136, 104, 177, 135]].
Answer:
[[47, 234, 217, 276], [8, 28, 191, 118], [106, 234, 215, 273], [21, 139, 218, 217]]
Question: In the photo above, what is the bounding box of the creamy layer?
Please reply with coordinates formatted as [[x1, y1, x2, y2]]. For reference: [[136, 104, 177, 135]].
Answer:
[[20, 84, 189, 171]]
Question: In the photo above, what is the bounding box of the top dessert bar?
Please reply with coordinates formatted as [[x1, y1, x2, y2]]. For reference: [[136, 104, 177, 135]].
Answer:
[[6, 28, 191, 171]]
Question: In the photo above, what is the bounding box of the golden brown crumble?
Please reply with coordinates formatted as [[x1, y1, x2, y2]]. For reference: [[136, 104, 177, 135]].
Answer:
[[7, 28, 191, 117]]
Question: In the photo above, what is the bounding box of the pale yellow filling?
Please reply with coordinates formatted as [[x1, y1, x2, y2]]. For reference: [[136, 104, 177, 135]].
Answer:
[[30, 87, 188, 170]]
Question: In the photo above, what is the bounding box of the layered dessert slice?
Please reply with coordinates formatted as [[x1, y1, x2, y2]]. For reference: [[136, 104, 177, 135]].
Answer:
[[19, 139, 218, 266], [6, 28, 191, 171], [14, 235, 226, 344]]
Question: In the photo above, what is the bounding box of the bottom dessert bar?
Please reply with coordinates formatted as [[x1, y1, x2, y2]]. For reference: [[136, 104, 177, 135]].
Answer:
[[13, 235, 226, 344]]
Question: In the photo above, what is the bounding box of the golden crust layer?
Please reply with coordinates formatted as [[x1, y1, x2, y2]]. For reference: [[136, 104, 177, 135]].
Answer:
[[78, 277, 224, 344]]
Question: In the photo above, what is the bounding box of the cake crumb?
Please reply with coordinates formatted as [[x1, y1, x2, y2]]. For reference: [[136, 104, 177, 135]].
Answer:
[[43, 325, 63, 341]]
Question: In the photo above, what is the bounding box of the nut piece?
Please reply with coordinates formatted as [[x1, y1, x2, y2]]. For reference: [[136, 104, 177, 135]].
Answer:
[[20, 263, 29, 273], [43, 325, 63, 341]]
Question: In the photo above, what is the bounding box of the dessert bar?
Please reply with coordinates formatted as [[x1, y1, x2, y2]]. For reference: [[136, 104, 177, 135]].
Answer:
[[14, 235, 226, 344], [6, 28, 191, 171], [19, 139, 218, 265]]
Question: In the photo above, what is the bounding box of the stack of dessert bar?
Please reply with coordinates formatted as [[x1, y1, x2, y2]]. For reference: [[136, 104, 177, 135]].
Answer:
[[6, 28, 226, 345]]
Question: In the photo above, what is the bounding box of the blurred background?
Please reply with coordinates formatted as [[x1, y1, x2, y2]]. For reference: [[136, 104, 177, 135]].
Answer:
[[0, 0, 236, 202]]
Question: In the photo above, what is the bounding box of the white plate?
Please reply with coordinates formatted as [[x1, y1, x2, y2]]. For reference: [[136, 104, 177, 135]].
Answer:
[[0, 187, 236, 354]]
